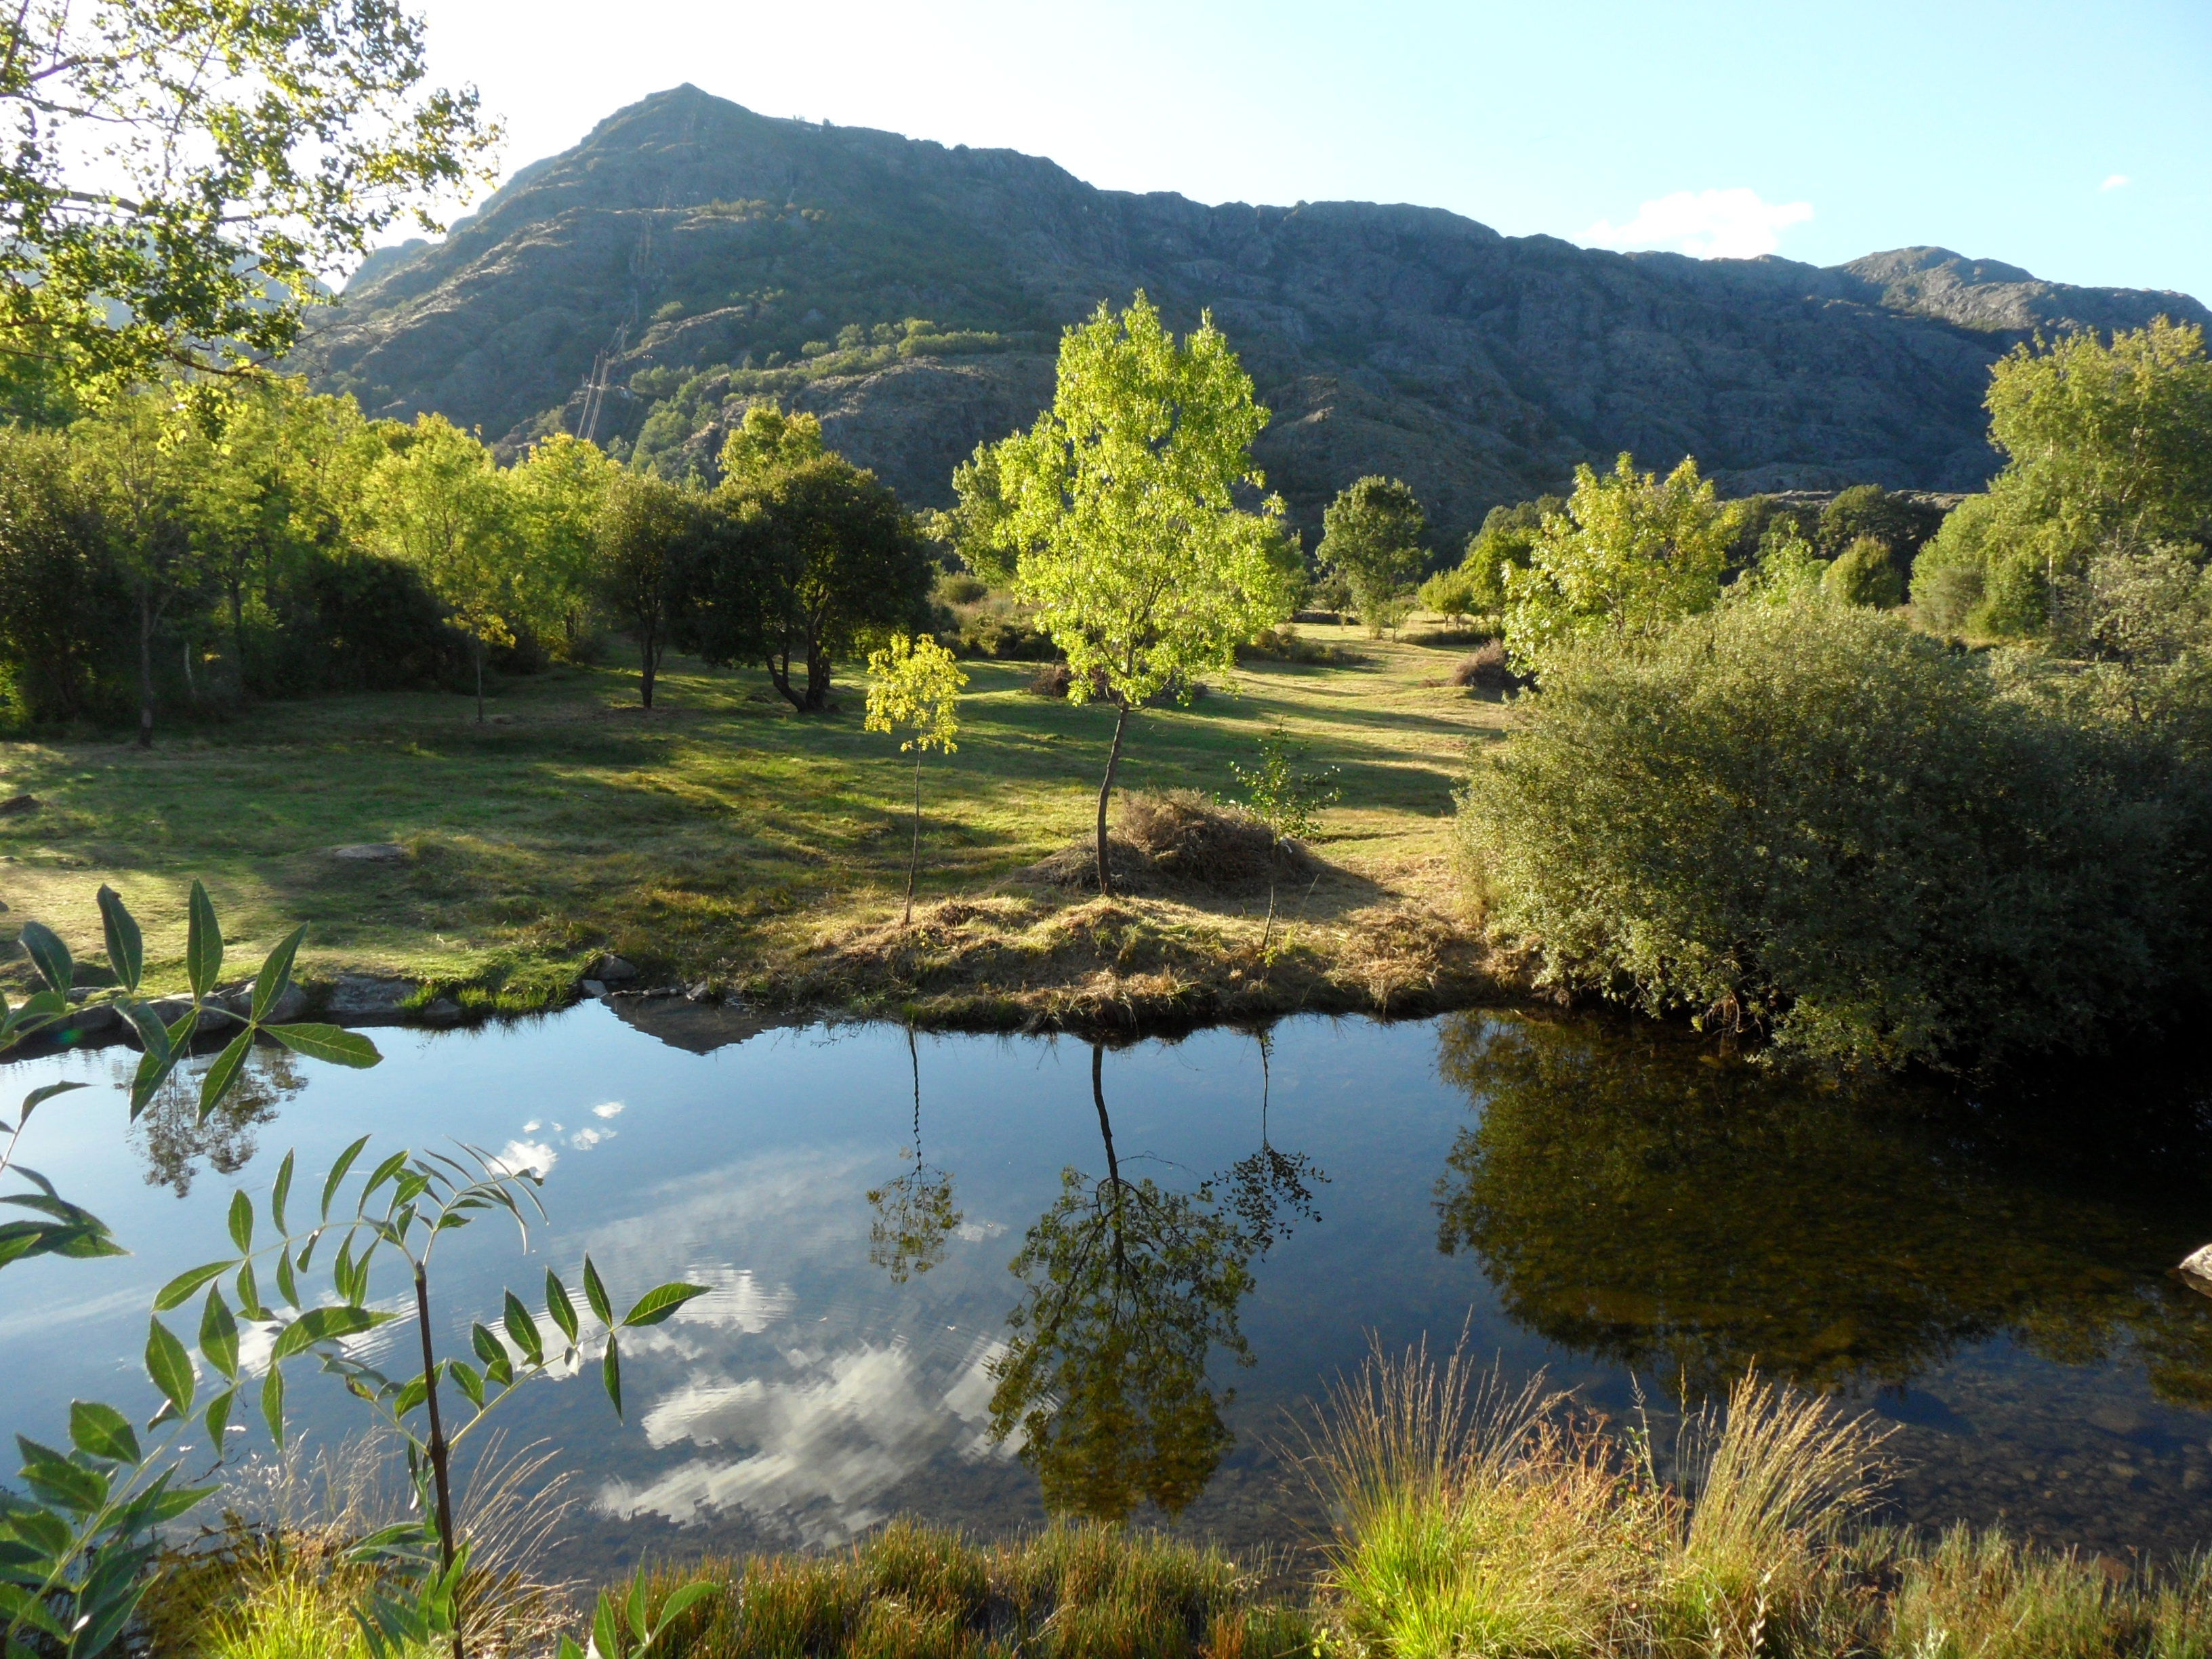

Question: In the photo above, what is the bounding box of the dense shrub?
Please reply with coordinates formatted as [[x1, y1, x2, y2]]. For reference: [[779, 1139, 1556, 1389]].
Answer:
[[1458, 600, 2211, 1069], [1450, 639, 1521, 692], [0, 428, 134, 723], [1820, 534, 1905, 607]]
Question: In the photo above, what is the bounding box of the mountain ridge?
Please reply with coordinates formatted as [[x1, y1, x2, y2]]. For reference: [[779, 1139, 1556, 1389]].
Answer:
[[300, 85, 2210, 546]]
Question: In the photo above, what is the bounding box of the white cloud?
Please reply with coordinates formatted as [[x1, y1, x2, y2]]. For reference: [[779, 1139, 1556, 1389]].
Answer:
[[568, 1126, 611, 1151], [591, 1101, 625, 1119], [487, 1138, 557, 1179], [2100, 173, 2130, 191], [1584, 188, 1814, 260]]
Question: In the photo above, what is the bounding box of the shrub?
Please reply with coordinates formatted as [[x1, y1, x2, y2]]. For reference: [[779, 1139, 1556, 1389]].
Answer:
[[1457, 600, 2212, 1069], [934, 569, 988, 605], [1820, 534, 1904, 607], [1450, 639, 1521, 692]]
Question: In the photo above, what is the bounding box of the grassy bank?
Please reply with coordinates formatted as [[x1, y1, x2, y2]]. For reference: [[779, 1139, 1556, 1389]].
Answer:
[[140, 1361, 2212, 1658], [0, 623, 1509, 1029]]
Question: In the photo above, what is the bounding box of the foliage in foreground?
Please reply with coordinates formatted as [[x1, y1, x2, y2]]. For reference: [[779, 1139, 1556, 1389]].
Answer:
[[1458, 598, 2212, 1069]]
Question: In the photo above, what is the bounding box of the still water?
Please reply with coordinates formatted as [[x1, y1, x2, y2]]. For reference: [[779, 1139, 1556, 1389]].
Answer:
[[3, 1004, 2209, 1568]]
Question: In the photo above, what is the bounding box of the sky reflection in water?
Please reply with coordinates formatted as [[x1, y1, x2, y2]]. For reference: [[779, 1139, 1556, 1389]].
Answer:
[[2, 1002, 2208, 1563]]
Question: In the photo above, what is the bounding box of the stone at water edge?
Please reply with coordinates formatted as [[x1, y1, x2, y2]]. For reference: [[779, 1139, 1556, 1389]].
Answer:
[[592, 954, 640, 983], [578, 978, 607, 998], [2180, 1244, 2212, 1294]]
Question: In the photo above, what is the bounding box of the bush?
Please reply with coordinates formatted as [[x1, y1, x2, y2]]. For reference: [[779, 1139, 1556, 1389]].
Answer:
[[1820, 534, 1905, 607], [0, 427, 134, 724], [1450, 640, 1521, 693], [934, 569, 988, 605], [1457, 600, 2212, 1069]]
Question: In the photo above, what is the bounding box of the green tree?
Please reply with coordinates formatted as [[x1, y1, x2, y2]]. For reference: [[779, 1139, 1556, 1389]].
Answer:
[[1921, 321, 2212, 635], [717, 404, 827, 483], [0, 426, 125, 723], [1417, 565, 1477, 630], [1458, 496, 1562, 616], [951, 293, 1296, 893], [865, 632, 967, 925], [592, 470, 706, 710], [511, 432, 619, 660], [1317, 475, 1427, 635], [71, 392, 208, 746], [0, 1, 497, 399], [358, 415, 520, 722], [1502, 454, 1746, 669], [693, 452, 931, 711]]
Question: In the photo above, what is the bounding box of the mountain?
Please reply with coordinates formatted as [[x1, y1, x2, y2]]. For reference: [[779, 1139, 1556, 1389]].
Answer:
[[298, 85, 2210, 548]]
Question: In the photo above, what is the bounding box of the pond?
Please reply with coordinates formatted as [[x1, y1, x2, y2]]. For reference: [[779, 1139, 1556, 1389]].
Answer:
[[4, 1003, 2209, 1573]]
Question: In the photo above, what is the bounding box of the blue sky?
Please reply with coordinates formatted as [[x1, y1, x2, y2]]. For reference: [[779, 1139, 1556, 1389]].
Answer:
[[409, 0, 2211, 301]]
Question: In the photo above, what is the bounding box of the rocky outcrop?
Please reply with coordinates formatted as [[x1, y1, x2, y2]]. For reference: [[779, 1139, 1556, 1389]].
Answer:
[[299, 85, 2210, 548]]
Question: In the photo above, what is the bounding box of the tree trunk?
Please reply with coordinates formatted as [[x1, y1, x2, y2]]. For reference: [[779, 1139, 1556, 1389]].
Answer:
[[640, 619, 657, 710], [1094, 701, 1132, 895], [473, 638, 485, 724], [412, 1263, 464, 1659], [227, 576, 247, 696], [136, 588, 155, 749], [1090, 1042, 1120, 1188], [765, 644, 804, 711], [803, 634, 832, 711], [905, 749, 923, 926]]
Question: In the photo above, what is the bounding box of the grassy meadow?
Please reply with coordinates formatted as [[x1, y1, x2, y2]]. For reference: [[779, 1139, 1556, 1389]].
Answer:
[[0, 621, 1508, 1025]]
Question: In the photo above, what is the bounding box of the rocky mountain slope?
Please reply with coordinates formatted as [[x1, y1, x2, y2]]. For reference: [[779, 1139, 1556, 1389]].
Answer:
[[297, 85, 2209, 546]]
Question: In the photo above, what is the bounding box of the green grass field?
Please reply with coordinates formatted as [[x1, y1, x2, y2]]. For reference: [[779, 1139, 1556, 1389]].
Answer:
[[0, 623, 1507, 1021]]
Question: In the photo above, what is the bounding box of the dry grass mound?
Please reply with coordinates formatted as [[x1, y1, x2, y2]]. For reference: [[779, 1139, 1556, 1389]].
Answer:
[[1027, 791, 1315, 897], [1452, 639, 1523, 693]]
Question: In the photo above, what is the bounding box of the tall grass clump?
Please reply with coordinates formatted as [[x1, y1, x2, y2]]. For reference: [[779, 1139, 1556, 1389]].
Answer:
[[1299, 1343, 1903, 1658], [1458, 599, 2212, 1070]]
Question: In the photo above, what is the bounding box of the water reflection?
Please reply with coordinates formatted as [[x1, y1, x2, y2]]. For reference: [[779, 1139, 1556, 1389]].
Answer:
[[1431, 1014, 2212, 1404], [865, 1028, 963, 1283], [127, 1047, 304, 1196], [984, 1040, 1324, 1523]]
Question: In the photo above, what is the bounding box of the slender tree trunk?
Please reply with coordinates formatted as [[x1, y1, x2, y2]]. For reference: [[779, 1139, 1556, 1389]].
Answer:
[[1094, 701, 1132, 896], [1258, 875, 1278, 960], [765, 646, 804, 711], [1090, 1042, 1120, 1188], [412, 1263, 464, 1659], [904, 750, 923, 926], [473, 638, 485, 724], [804, 634, 832, 711], [182, 636, 197, 703], [136, 588, 155, 749], [640, 619, 657, 710], [228, 577, 247, 696]]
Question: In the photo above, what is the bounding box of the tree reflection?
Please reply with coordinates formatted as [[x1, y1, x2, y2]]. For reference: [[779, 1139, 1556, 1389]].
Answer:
[[987, 1042, 1269, 1523], [1431, 1013, 2212, 1404], [1221, 1027, 1325, 1256], [866, 1026, 963, 1283], [124, 1044, 304, 1195]]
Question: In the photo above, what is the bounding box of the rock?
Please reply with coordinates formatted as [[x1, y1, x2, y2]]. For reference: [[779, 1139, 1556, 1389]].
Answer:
[[416, 997, 465, 1023], [0, 794, 39, 816], [56, 1000, 119, 1038], [578, 977, 607, 997], [293, 84, 2209, 544], [331, 842, 409, 863], [684, 981, 713, 1003], [216, 979, 308, 1024], [592, 954, 640, 983], [2180, 1244, 2212, 1292], [321, 975, 419, 1019]]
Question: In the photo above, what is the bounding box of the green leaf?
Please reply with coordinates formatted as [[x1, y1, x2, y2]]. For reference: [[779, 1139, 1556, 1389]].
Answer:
[[236, 1256, 270, 1320], [96, 885, 144, 991], [545, 1270, 579, 1345], [122, 1000, 172, 1067], [621, 1282, 712, 1328], [186, 880, 223, 997], [154, 1259, 233, 1312], [323, 1135, 371, 1219], [266, 1023, 382, 1068], [227, 1189, 253, 1254], [602, 1333, 622, 1420], [204, 1385, 237, 1454], [361, 1150, 410, 1204], [252, 925, 306, 1021], [594, 1591, 621, 1659], [272, 1151, 295, 1235], [129, 1042, 180, 1120], [20, 1080, 88, 1126], [199, 1286, 239, 1380], [262, 1364, 285, 1451], [144, 1317, 194, 1416], [582, 1254, 613, 1325], [470, 1322, 504, 1368], [628, 1572, 649, 1640], [276, 1245, 300, 1309], [18, 1446, 106, 1514], [269, 1303, 392, 1362], [502, 1290, 544, 1366], [15, 918, 72, 995], [449, 1359, 485, 1410], [68, 1400, 140, 1465], [198, 1030, 255, 1124], [655, 1582, 717, 1633], [392, 1373, 429, 1419]]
